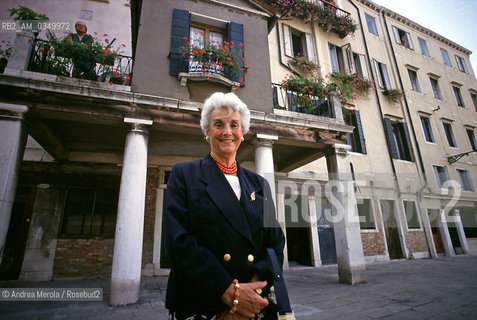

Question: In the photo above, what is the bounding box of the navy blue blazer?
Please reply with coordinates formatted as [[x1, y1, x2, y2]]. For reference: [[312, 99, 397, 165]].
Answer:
[[165, 154, 285, 314]]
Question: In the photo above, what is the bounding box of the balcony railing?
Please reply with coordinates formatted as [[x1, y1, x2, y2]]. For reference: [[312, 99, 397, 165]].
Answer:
[[27, 39, 133, 85], [178, 50, 245, 86], [306, 0, 351, 19], [265, 0, 356, 37], [272, 83, 334, 118]]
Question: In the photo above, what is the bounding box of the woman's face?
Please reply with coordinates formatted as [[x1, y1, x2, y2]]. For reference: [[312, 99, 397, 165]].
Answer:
[[207, 107, 243, 162]]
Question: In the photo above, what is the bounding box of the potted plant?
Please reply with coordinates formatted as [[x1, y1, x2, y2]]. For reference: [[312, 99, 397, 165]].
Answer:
[[383, 88, 404, 103]]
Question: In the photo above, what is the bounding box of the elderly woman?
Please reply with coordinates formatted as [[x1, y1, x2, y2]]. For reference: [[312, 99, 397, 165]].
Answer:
[[165, 92, 285, 319]]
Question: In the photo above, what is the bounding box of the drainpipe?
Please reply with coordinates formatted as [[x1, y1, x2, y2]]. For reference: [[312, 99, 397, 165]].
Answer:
[[347, 0, 401, 198], [380, 10, 432, 257]]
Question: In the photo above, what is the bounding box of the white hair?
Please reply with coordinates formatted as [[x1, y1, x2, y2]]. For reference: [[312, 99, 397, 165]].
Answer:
[[200, 92, 250, 136]]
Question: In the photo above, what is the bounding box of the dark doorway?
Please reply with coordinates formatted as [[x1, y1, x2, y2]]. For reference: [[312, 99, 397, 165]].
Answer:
[[317, 198, 337, 264], [428, 209, 445, 254], [0, 185, 36, 280], [381, 200, 404, 259], [285, 195, 312, 266]]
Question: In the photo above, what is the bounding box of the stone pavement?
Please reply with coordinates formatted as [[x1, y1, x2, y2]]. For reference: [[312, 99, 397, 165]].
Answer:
[[1, 254, 476, 319]]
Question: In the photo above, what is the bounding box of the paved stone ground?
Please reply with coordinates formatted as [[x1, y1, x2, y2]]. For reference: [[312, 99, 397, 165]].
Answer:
[[1, 254, 476, 319]]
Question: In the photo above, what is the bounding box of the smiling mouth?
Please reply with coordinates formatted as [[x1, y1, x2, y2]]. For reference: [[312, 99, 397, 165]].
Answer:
[[220, 139, 235, 143]]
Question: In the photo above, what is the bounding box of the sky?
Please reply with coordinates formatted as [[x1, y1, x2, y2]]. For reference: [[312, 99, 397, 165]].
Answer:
[[369, 0, 477, 74]]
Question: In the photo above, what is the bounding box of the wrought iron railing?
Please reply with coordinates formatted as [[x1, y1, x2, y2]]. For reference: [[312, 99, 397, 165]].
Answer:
[[179, 50, 244, 84], [28, 39, 133, 85], [272, 83, 334, 118], [308, 0, 351, 18]]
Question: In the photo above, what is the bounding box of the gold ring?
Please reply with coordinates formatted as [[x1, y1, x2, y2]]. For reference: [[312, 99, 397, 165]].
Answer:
[[255, 288, 262, 295]]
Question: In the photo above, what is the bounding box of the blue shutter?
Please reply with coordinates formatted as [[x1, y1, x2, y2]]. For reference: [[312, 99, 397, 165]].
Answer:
[[228, 22, 245, 85], [287, 93, 297, 111], [383, 118, 399, 159], [169, 9, 190, 76], [272, 86, 279, 109], [352, 111, 367, 154], [399, 122, 415, 162]]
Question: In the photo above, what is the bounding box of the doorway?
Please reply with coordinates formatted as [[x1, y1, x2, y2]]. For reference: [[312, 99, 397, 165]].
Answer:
[[428, 209, 445, 254], [380, 199, 404, 259], [285, 194, 312, 266], [0, 185, 36, 280]]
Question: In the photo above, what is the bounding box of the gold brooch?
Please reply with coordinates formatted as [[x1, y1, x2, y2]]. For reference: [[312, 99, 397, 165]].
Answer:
[[250, 191, 255, 202]]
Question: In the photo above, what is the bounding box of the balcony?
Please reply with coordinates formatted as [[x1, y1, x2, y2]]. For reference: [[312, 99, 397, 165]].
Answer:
[[177, 43, 246, 92], [28, 39, 132, 85], [272, 82, 334, 117], [265, 0, 357, 38], [2, 31, 132, 87]]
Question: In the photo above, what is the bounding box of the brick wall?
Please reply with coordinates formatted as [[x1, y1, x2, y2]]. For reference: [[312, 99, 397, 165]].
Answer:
[[53, 238, 114, 278], [405, 231, 428, 253], [361, 231, 387, 256]]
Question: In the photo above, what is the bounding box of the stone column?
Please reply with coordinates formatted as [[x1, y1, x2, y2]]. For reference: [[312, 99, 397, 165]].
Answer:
[[276, 192, 289, 270], [438, 209, 455, 256], [110, 118, 152, 306], [4, 32, 35, 75], [0, 103, 28, 264], [453, 209, 470, 254], [254, 134, 278, 205], [325, 143, 367, 284], [308, 195, 322, 267]]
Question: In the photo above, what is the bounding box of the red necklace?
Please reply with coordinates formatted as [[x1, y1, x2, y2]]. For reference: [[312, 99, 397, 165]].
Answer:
[[211, 153, 237, 175]]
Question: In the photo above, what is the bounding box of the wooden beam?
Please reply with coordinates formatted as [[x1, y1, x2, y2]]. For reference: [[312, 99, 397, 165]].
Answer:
[[24, 113, 69, 161]]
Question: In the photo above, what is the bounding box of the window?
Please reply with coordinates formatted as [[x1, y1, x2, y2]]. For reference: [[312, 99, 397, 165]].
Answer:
[[365, 13, 379, 36], [433, 165, 450, 188], [169, 9, 245, 85], [329, 43, 345, 73], [344, 110, 367, 154], [373, 59, 391, 90], [429, 77, 443, 100], [418, 38, 430, 57], [188, 25, 224, 74], [456, 169, 474, 191], [455, 55, 469, 74], [352, 53, 369, 78], [443, 122, 458, 148], [357, 198, 375, 230], [403, 200, 421, 229], [60, 187, 119, 237], [79, 9, 93, 20], [441, 48, 452, 67], [452, 86, 465, 108], [392, 26, 413, 49], [420, 116, 435, 143], [471, 93, 477, 111], [283, 24, 316, 62], [383, 118, 415, 161], [408, 69, 421, 93], [466, 129, 477, 152]]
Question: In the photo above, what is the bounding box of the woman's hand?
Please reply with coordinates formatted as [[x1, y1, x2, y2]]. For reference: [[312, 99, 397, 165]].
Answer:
[[221, 281, 268, 319]]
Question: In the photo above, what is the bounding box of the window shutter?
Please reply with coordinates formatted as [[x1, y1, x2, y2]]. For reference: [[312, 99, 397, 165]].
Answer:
[[398, 122, 415, 162], [169, 9, 191, 76], [352, 111, 367, 154], [287, 92, 297, 111], [305, 33, 316, 63], [406, 32, 414, 50], [455, 56, 464, 72], [392, 26, 401, 44], [359, 55, 369, 79], [283, 24, 292, 57], [272, 86, 279, 109], [345, 46, 354, 74], [381, 63, 391, 90], [383, 118, 399, 159], [228, 22, 245, 85], [373, 59, 383, 88]]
